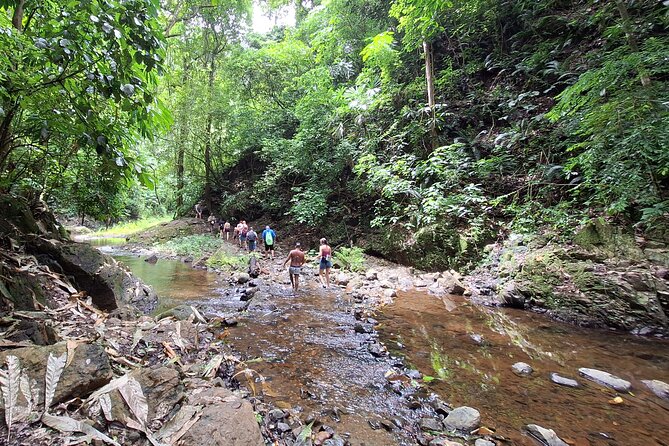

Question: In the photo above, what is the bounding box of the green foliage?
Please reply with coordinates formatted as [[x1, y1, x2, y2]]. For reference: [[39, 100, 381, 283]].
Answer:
[[207, 248, 248, 270], [548, 37, 669, 217], [94, 216, 171, 237], [156, 235, 223, 257], [333, 246, 365, 272]]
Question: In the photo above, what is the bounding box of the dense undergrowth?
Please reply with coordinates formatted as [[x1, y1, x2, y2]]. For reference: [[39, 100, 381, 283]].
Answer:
[[189, 0, 668, 270]]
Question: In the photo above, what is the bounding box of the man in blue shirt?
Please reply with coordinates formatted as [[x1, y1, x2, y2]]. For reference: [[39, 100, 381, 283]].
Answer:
[[261, 225, 277, 260]]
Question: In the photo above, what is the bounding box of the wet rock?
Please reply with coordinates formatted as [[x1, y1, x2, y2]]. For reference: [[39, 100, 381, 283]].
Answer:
[[336, 273, 350, 286], [525, 424, 569, 446], [474, 439, 496, 446], [641, 379, 669, 401], [367, 342, 386, 357], [365, 270, 378, 281], [0, 342, 112, 406], [550, 373, 579, 388], [354, 323, 373, 334], [157, 304, 198, 321], [368, 419, 382, 430], [183, 256, 194, 263], [145, 254, 158, 264], [269, 409, 286, 420], [444, 406, 480, 431], [419, 417, 444, 432], [406, 369, 422, 380], [234, 272, 251, 284], [109, 305, 142, 321], [181, 388, 264, 446], [578, 368, 632, 392], [512, 362, 533, 376], [379, 280, 394, 289], [431, 399, 451, 416], [323, 435, 346, 446], [277, 422, 291, 432], [414, 279, 431, 288], [469, 333, 485, 345]]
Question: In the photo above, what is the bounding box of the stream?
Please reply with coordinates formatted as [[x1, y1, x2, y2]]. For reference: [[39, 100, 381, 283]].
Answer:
[[104, 243, 669, 446]]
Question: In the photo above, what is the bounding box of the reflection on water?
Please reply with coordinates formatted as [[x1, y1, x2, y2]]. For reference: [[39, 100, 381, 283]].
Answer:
[[378, 291, 669, 446], [114, 255, 223, 313], [75, 236, 127, 246]]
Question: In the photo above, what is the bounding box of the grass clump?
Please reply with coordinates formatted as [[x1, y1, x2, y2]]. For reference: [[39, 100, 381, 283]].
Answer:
[[333, 246, 366, 272], [156, 234, 223, 257], [95, 216, 172, 237], [207, 248, 248, 270]]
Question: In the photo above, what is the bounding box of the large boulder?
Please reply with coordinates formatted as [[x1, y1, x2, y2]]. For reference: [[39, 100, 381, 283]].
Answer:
[[0, 342, 112, 406], [443, 406, 480, 431], [26, 237, 157, 312], [180, 387, 264, 446]]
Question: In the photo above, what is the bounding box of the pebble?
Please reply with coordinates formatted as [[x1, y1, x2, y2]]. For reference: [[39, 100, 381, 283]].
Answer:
[[512, 362, 533, 376], [269, 409, 285, 420], [277, 422, 291, 432], [474, 440, 495, 446], [525, 424, 569, 446], [323, 436, 346, 446], [406, 369, 422, 380], [641, 379, 669, 401], [578, 368, 632, 392], [429, 439, 463, 446], [444, 406, 480, 431], [550, 373, 579, 388]]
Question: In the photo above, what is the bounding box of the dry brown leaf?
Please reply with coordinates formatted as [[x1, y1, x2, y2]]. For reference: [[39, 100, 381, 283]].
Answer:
[[118, 377, 148, 427], [44, 352, 67, 411], [65, 340, 79, 368], [41, 413, 121, 446]]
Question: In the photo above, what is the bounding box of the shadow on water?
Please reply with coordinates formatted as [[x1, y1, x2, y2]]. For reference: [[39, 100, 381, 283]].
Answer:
[[377, 291, 669, 446]]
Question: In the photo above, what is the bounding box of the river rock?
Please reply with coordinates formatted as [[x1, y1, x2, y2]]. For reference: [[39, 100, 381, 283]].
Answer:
[[444, 406, 480, 431], [578, 368, 632, 392], [550, 373, 579, 388], [234, 272, 251, 284], [354, 323, 374, 334], [525, 424, 569, 446], [379, 280, 394, 289], [323, 435, 346, 446], [336, 273, 350, 286], [145, 254, 158, 264], [0, 342, 112, 406], [365, 270, 378, 281], [157, 304, 198, 321], [181, 388, 264, 446], [474, 440, 495, 446], [642, 379, 669, 401], [512, 362, 533, 376], [383, 289, 397, 298], [419, 417, 444, 432]]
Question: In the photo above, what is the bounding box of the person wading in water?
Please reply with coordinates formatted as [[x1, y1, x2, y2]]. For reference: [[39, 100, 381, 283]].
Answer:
[[283, 242, 305, 294], [318, 238, 333, 288]]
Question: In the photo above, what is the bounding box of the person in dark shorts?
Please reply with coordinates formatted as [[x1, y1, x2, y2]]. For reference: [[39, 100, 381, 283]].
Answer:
[[261, 225, 276, 260], [283, 242, 305, 294], [247, 227, 258, 252], [239, 220, 248, 249], [222, 221, 231, 240], [318, 238, 333, 288]]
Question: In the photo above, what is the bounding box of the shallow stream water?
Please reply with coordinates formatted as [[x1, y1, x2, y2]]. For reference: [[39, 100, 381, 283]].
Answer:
[[100, 241, 669, 446]]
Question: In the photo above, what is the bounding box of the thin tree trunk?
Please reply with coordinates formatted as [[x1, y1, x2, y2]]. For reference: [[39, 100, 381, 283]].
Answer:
[[12, 0, 25, 31], [614, 0, 650, 87], [175, 59, 190, 212], [423, 40, 437, 149], [204, 56, 215, 214]]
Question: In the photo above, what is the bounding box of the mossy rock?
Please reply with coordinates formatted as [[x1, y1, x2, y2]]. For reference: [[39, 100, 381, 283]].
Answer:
[[573, 218, 643, 260]]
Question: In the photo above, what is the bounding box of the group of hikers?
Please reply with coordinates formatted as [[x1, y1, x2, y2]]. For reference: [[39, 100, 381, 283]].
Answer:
[[195, 204, 332, 293]]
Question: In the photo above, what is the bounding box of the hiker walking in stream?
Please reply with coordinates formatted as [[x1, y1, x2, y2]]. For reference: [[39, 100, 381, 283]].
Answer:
[[221, 220, 231, 240], [319, 238, 333, 288], [261, 225, 276, 260], [207, 214, 217, 234], [239, 220, 248, 249], [283, 242, 305, 294], [247, 226, 258, 253]]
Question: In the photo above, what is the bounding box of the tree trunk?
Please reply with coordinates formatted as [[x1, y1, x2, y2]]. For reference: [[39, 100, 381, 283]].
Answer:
[[0, 107, 16, 174], [175, 61, 190, 212], [204, 55, 216, 214], [423, 40, 437, 149], [12, 0, 25, 31], [614, 0, 650, 87]]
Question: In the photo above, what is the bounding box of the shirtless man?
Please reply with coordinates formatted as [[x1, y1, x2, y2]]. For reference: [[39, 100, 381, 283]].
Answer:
[[194, 203, 203, 219], [283, 242, 305, 294]]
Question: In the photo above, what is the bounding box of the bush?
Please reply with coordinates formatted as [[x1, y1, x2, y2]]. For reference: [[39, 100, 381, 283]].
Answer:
[[333, 246, 366, 272]]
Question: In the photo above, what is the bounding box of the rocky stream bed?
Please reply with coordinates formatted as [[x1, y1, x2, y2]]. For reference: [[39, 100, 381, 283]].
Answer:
[[0, 197, 668, 446]]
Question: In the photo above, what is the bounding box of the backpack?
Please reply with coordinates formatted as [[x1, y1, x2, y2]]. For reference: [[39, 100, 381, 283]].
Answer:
[[247, 231, 257, 242], [264, 230, 274, 245]]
